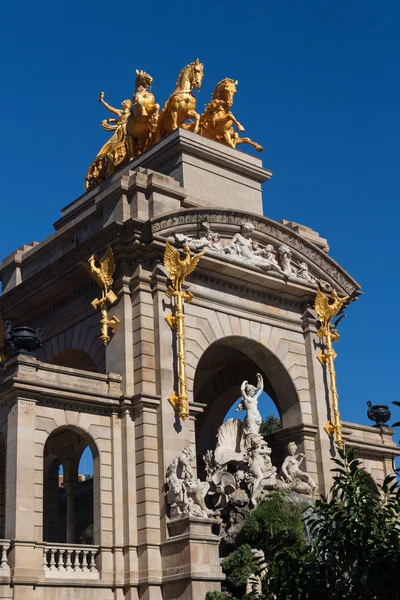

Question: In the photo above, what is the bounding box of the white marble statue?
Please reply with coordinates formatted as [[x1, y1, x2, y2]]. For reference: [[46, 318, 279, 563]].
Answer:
[[296, 261, 315, 283], [166, 446, 212, 518], [278, 245, 293, 275], [247, 438, 277, 506], [224, 223, 284, 273], [236, 373, 264, 446], [280, 442, 317, 494]]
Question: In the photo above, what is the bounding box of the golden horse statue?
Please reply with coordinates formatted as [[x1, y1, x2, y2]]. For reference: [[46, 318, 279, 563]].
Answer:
[[151, 59, 204, 144], [126, 69, 160, 158], [191, 78, 263, 152]]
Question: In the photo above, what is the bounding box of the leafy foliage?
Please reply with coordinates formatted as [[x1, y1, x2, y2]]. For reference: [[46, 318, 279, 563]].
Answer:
[[238, 492, 304, 559], [205, 592, 230, 600], [79, 523, 94, 544], [267, 448, 400, 599], [209, 448, 400, 599], [259, 415, 282, 437]]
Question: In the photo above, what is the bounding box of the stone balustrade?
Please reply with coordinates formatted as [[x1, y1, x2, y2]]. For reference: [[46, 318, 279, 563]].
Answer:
[[43, 543, 99, 578], [0, 541, 10, 572]]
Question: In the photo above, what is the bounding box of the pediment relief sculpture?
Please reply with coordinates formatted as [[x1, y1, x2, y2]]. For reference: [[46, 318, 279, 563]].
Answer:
[[168, 220, 324, 288]]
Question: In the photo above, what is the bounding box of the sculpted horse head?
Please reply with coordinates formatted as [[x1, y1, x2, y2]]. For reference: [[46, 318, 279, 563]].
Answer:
[[211, 78, 238, 107], [151, 59, 205, 141], [175, 58, 204, 92], [135, 69, 153, 90]]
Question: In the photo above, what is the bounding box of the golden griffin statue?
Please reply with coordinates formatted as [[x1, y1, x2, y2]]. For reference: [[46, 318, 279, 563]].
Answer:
[[314, 288, 350, 448], [163, 241, 205, 421], [83, 244, 120, 346], [85, 61, 263, 189]]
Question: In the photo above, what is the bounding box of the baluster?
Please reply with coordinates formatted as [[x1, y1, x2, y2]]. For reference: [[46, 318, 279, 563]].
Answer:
[[56, 549, 63, 571], [49, 548, 56, 571], [82, 549, 89, 572], [65, 548, 73, 571], [43, 548, 48, 571], [73, 549, 78, 572], [89, 550, 97, 573]]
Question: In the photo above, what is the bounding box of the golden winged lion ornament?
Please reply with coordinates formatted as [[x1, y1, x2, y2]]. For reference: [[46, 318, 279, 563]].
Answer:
[[82, 244, 120, 346], [163, 240, 205, 421]]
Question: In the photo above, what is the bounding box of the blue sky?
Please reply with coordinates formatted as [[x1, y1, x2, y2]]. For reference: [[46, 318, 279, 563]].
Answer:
[[1, 1, 399, 434]]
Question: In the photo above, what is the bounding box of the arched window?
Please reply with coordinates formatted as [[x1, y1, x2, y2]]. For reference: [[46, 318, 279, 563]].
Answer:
[[43, 427, 99, 544]]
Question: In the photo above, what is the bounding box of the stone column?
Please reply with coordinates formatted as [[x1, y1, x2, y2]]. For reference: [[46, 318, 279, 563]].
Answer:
[[5, 397, 42, 593], [63, 483, 76, 544]]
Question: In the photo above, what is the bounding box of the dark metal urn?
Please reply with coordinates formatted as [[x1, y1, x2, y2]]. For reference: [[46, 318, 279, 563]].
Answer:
[[367, 400, 391, 428], [4, 322, 42, 359]]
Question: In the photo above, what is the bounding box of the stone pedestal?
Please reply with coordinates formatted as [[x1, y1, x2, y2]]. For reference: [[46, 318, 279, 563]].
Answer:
[[161, 517, 224, 600]]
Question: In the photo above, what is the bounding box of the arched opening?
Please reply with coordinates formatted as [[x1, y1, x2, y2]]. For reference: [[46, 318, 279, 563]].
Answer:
[[0, 433, 6, 538], [194, 336, 301, 466], [43, 427, 99, 544], [48, 349, 98, 372]]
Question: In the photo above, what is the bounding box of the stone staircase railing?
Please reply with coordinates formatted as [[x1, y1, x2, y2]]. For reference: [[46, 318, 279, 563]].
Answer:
[[43, 543, 99, 578]]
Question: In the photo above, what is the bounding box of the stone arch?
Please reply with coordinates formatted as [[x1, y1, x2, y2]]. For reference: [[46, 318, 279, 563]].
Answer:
[[42, 425, 99, 544], [38, 319, 106, 372], [48, 349, 98, 372], [193, 335, 303, 461]]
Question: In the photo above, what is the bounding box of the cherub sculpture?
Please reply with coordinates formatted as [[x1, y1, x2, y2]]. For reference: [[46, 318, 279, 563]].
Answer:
[[247, 438, 277, 506], [280, 442, 317, 494]]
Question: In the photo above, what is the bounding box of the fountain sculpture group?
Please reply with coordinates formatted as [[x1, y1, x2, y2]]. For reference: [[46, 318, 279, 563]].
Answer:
[[166, 374, 317, 544]]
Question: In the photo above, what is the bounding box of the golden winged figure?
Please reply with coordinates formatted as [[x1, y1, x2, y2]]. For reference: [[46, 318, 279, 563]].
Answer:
[[314, 289, 350, 327], [163, 241, 206, 292], [83, 244, 116, 303]]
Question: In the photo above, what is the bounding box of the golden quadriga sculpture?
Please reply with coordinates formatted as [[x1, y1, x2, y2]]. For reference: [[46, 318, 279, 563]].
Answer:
[[85, 61, 262, 189], [83, 244, 120, 346], [163, 241, 205, 421], [314, 288, 349, 448]]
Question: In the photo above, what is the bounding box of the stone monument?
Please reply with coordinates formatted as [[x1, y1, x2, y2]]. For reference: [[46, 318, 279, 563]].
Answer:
[[0, 61, 398, 600]]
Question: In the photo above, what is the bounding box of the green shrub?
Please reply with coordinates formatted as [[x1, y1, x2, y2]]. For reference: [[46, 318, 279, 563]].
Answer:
[[238, 492, 304, 558]]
